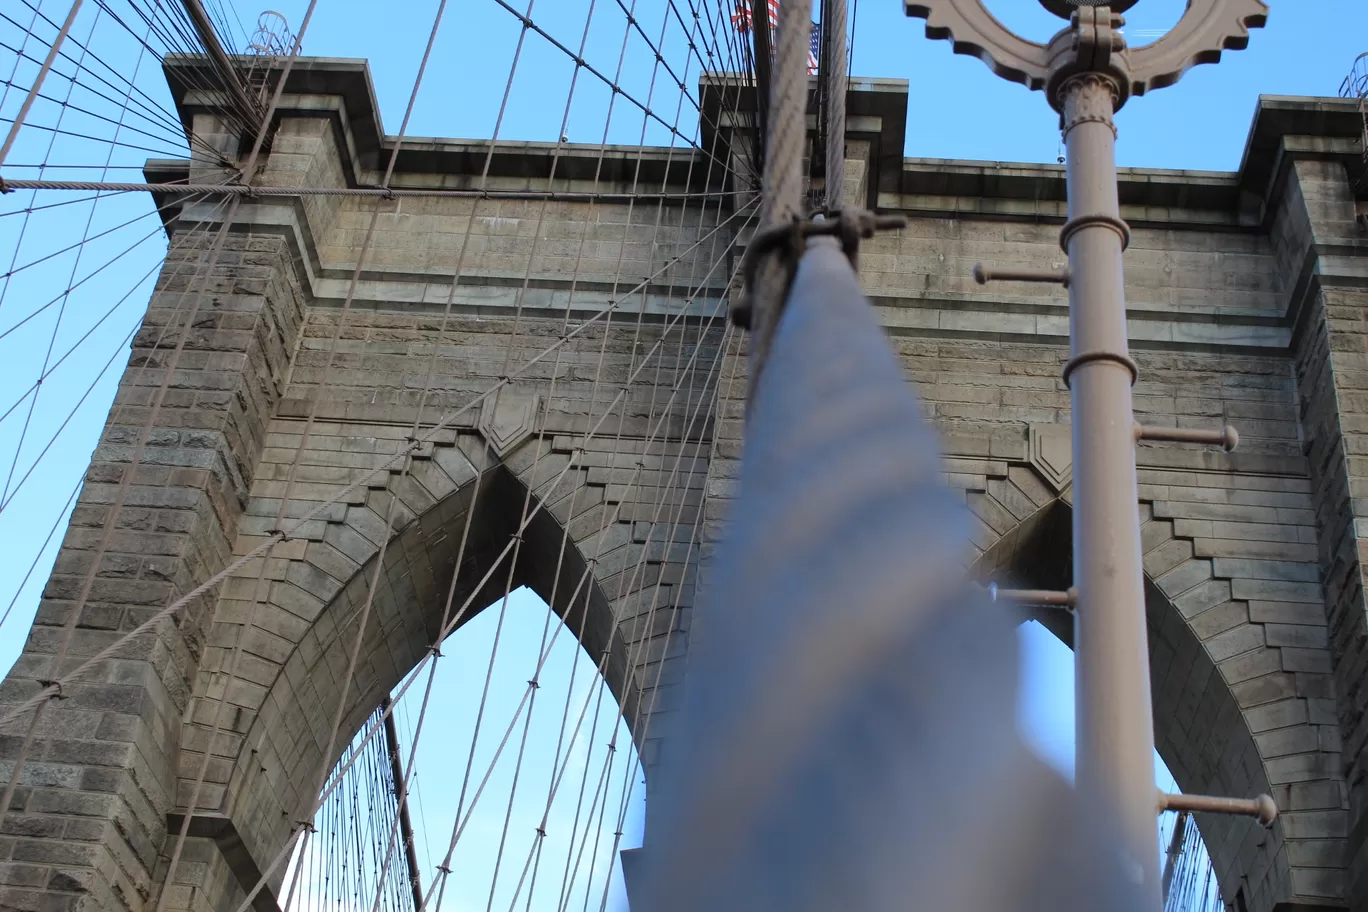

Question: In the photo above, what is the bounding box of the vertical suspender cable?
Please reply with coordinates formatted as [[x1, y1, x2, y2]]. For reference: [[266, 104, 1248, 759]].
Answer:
[[382, 698, 425, 912], [821, 0, 846, 209], [746, 0, 812, 400]]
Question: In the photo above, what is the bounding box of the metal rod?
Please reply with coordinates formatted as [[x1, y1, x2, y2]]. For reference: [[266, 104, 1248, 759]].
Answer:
[[1059, 70, 1161, 907], [381, 698, 426, 912], [179, 0, 263, 131], [1135, 423, 1238, 452], [752, 0, 774, 160], [972, 263, 1071, 286], [1160, 810, 1187, 905], [1157, 792, 1278, 828], [0, 179, 734, 202], [0, 0, 85, 169], [987, 584, 1075, 608], [822, 0, 848, 209]]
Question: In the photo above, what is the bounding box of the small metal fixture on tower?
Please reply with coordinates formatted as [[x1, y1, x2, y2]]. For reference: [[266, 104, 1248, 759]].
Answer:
[[246, 10, 295, 57], [905, 0, 1272, 906], [1339, 52, 1368, 197]]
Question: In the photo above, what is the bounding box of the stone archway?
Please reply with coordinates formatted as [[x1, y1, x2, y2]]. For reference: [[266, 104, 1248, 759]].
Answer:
[[166, 421, 700, 911], [951, 437, 1346, 912]]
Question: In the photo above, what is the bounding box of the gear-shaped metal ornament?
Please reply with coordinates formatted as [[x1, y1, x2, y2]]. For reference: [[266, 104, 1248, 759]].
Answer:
[[1125, 0, 1268, 97], [905, 0, 1268, 105], [904, 1, 1055, 92]]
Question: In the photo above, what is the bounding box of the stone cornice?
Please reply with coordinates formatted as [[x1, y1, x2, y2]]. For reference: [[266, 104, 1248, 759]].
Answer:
[[160, 57, 1363, 228]]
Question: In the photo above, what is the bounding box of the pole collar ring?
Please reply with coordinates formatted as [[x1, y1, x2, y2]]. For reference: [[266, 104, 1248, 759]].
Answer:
[[1062, 350, 1139, 387], [1060, 213, 1131, 252]]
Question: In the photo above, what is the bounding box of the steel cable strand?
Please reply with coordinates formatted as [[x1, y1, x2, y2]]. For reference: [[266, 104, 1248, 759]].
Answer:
[[390, 241, 747, 912], [484, 0, 743, 191], [0, 117, 195, 159], [822, 0, 847, 209], [369, 8, 749, 891], [382, 2, 731, 893], [0, 185, 233, 834], [516, 100, 744, 908], [190, 2, 556, 906], [363, 0, 605, 883], [560, 322, 735, 912], [0, 216, 197, 347], [620, 6, 811, 908], [0, 7, 196, 140], [0, 217, 201, 430], [0, 192, 231, 565], [0, 4, 104, 327], [572, 317, 742, 912], [11, 4, 251, 541], [588, 335, 742, 911], [503, 14, 734, 906], [150, 0, 427, 897], [420, 271, 742, 912], [0, 198, 757, 733], [5, 2, 246, 162], [0, 80, 199, 154], [1, 178, 738, 201], [746, 0, 811, 397], [0, 4, 42, 119], [673, 0, 762, 183], [111, 0, 260, 140], [0, 0, 86, 168]]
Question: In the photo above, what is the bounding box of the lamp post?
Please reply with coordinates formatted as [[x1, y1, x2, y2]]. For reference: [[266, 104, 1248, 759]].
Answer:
[[904, 0, 1269, 905]]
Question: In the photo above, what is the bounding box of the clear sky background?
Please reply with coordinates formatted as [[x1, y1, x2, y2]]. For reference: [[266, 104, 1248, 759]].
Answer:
[[3, 1, 1368, 909]]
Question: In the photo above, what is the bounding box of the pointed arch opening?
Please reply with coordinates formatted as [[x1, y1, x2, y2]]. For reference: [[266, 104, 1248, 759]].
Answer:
[[184, 447, 673, 912], [974, 498, 1287, 912], [281, 585, 646, 912]]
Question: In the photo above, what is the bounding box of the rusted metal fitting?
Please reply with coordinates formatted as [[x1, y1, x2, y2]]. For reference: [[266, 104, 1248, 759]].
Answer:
[[1157, 791, 1278, 828], [973, 262, 1072, 287], [731, 208, 907, 329], [987, 583, 1077, 611], [1135, 423, 1239, 452], [36, 679, 66, 699]]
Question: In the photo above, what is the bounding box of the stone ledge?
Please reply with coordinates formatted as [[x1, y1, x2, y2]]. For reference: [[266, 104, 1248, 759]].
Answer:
[[163, 812, 281, 912]]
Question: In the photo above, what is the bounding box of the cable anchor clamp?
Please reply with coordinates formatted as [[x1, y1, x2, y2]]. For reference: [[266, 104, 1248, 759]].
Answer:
[[731, 208, 907, 330]]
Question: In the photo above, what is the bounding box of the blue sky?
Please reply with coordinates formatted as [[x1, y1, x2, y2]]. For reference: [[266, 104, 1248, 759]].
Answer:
[[3, 0, 1367, 908]]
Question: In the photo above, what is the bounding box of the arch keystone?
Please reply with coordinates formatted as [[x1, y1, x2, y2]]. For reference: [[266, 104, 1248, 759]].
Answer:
[[1028, 423, 1073, 493], [478, 386, 541, 456]]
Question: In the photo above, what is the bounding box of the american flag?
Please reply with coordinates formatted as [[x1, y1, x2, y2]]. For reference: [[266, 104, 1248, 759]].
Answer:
[[731, 1, 819, 75]]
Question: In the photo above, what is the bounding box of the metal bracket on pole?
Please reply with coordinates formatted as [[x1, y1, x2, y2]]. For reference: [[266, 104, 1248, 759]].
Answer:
[[986, 583, 1076, 611], [972, 262, 1071, 287], [1135, 424, 1239, 452], [1157, 791, 1278, 828], [731, 209, 906, 330]]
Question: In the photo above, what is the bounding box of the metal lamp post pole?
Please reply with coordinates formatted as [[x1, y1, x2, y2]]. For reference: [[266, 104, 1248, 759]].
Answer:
[[1058, 69, 1157, 901], [904, 1, 1273, 905]]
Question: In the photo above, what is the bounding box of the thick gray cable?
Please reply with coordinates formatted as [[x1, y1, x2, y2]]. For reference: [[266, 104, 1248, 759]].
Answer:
[[639, 237, 1153, 912], [748, 0, 812, 399]]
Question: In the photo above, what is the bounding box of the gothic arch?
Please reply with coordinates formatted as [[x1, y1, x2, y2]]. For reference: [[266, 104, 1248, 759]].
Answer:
[[956, 459, 1346, 912], [171, 422, 699, 907]]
